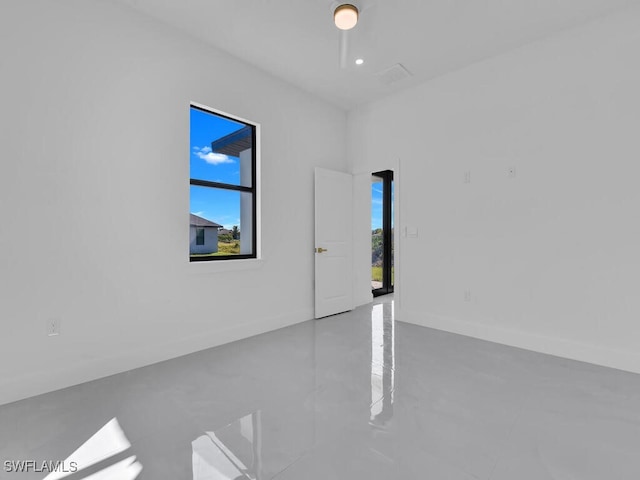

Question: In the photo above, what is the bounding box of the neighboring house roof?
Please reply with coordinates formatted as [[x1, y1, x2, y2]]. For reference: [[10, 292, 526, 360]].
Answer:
[[211, 125, 252, 157], [190, 213, 222, 228]]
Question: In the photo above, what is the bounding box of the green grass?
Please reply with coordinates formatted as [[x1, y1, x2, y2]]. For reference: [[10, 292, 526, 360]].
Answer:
[[372, 266, 383, 282], [215, 241, 240, 255], [190, 240, 240, 258], [371, 266, 394, 283]]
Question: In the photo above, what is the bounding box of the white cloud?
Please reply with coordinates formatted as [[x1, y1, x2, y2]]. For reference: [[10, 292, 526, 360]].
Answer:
[[192, 146, 234, 165]]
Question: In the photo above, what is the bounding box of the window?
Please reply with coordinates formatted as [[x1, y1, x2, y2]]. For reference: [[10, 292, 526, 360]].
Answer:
[[190, 104, 257, 261], [195, 228, 205, 246], [371, 170, 394, 296]]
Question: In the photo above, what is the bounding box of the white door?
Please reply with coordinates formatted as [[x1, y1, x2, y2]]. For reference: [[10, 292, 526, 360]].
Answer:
[[314, 167, 354, 318]]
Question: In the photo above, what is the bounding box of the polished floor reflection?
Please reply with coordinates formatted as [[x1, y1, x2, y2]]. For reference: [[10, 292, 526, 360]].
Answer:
[[2, 295, 640, 479]]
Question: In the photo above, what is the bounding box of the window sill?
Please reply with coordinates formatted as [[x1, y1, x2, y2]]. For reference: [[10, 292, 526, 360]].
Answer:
[[188, 257, 264, 275]]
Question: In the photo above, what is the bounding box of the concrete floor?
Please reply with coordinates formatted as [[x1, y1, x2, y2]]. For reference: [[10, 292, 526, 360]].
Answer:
[[1, 295, 640, 479]]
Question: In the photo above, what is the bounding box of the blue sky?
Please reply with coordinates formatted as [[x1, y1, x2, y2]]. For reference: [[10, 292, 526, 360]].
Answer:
[[371, 181, 383, 230], [190, 107, 246, 229], [371, 179, 394, 231]]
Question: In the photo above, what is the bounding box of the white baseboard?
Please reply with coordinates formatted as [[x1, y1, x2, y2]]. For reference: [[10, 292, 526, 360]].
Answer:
[[400, 309, 640, 375], [0, 307, 313, 406]]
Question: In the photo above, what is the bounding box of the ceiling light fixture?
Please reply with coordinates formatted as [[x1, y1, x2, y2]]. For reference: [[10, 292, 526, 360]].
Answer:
[[334, 4, 359, 30], [355, 58, 364, 65]]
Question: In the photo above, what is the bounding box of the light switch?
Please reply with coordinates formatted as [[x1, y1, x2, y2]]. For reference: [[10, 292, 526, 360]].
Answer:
[[405, 226, 418, 238]]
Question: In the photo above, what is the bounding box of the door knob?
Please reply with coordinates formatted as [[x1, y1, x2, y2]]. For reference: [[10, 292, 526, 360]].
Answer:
[[315, 247, 328, 253]]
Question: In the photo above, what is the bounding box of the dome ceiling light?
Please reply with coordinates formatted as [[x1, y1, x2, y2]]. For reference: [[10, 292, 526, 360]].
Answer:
[[334, 4, 359, 30]]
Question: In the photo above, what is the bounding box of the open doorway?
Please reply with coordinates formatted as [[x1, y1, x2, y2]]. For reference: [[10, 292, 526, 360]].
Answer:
[[371, 170, 394, 297]]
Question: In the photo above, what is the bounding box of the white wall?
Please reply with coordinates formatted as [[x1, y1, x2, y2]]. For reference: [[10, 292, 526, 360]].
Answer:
[[0, 0, 347, 405], [349, 5, 640, 373]]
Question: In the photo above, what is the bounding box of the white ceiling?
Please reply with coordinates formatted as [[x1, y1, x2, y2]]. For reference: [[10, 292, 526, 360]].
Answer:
[[112, 0, 640, 110]]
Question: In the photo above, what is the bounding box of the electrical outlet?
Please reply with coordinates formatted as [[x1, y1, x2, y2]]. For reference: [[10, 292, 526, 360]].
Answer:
[[464, 290, 471, 302], [464, 171, 471, 184], [508, 166, 516, 178], [47, 318, 61, 336]]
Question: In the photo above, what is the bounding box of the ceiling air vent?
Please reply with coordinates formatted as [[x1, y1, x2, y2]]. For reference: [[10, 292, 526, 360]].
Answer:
[[375, 63, 412, 86]]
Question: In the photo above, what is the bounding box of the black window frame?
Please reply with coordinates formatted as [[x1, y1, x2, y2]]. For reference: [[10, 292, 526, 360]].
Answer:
[[372, 170, 394, 297], [190, 104, 258, 262]]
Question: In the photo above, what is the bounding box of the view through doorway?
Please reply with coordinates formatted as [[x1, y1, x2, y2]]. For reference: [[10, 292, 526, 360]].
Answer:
[[371, 170, 394, 297]]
